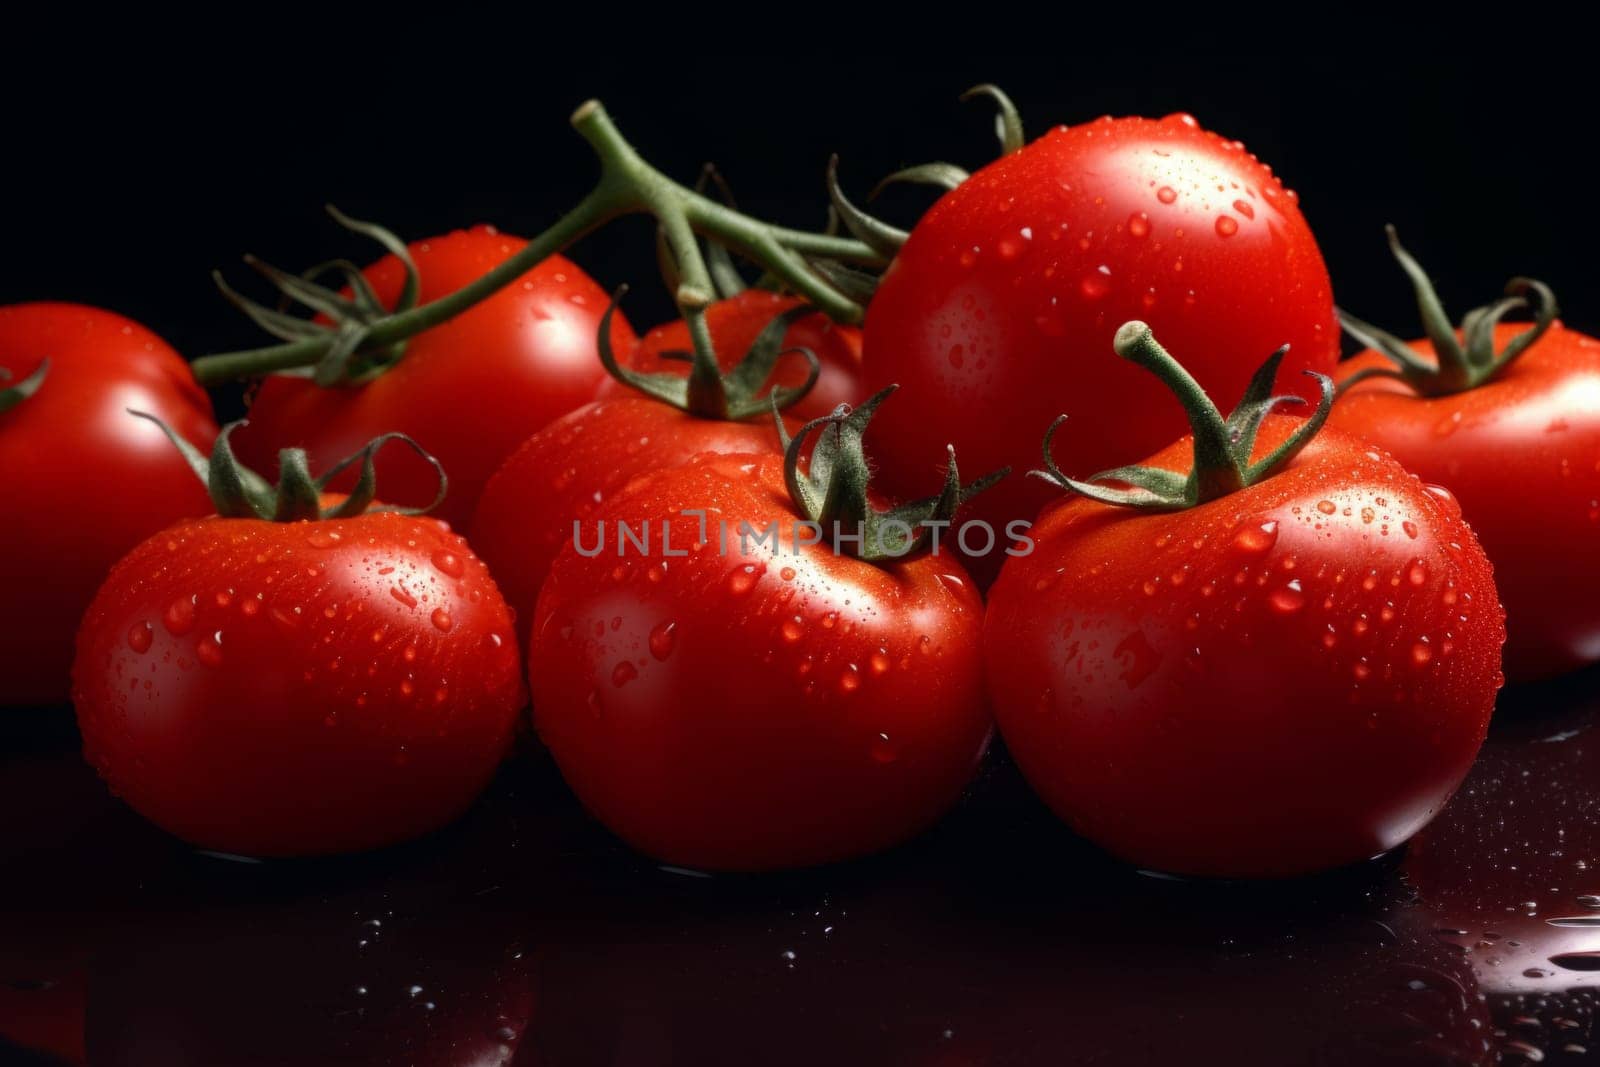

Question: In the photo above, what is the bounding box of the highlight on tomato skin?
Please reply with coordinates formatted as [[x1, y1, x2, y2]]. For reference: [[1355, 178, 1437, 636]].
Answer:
[[860, 112, 1339, 585], [230, 225, 637, 530], [527, 451, 994, 873], [984, 414, 1506, 879], [0, 302, 218, 707]]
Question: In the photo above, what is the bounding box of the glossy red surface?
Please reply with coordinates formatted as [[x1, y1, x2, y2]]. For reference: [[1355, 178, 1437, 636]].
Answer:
[[861, 114, 1338, 584], [529, 452, 992, 872], [471, 397, 788, 640], [70, 512, 524, 857], [231, 227, 636, 530], [4, 669, 1600, 1064], [1331, 322, 1600, 683], [984, 418, 1505, 877], [0, 303, 217, 706]]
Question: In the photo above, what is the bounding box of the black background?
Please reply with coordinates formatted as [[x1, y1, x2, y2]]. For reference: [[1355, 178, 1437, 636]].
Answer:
[[4, 22, 1596, 421]]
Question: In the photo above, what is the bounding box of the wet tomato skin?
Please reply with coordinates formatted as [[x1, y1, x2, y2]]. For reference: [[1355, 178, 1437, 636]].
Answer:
[[472, 396, 790, 638], [1329, 322, 1600, 682], [862, 115, 1338, 582], [595, 290, 866, 420], [0, 303, 217, 706], [71, 512, 524, 857], [984, 418, 1504, 878], [529, 452, 992, 872], [233, 226, 636, 529]]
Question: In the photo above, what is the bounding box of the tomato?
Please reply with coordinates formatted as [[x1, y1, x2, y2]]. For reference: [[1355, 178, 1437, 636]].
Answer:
[[71, 429, 523, 857], [472, 396, 788, 639], [0, 303, 217, 706], [1328, 234, 1600, 682], [861, 113, 1338, 583], [528, 404, 995, 871], [595, 290, 864, 420], [984, 323, 1504, 878], [231, 226, 636, 529]]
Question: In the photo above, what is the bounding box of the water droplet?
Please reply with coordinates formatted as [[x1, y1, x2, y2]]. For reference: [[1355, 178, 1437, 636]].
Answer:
[[163, 597, 196, 636], [947, 344, 965, 369], [1232, 520, 1279, 554], [431, 608, 453, 632], [431, 549, 464, 578], [390, 586, 418, 609], [958, 246, 978, 268], [780, 566, 796, 582], [1407, 560, 1429, 587], [870, 732, 898, 764], [870, 648, 891, 674], [1269, 579, 1305, 614], [1352, 660, 1372, 681], [1411, 638, 1434, 667], [1079, 273, 1110, 301], [306, 528, 342, 549], [839, 664, 861, 693], [1214, 216, 1239, 237], [1316, 500, 1337, 515], [611, 661, 637, 688], [781, 616, 805, 643], [197, 632, 224, 667], [1156, 186, 1178, 204], [1127, 212, 1150, 237], [649, 621, 677, 661], [1402, 521, 1419, 539], [127, 621, 153, 653], [727, 564, 762, 595], [1232, 199, 1255, 220]]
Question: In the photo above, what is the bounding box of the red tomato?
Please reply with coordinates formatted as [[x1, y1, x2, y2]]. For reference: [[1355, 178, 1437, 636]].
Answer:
[[0, 303, 217, 706], [472, 396, 788, 639], [528, 451, 991, 871], [231, 226, 636, 529], [1331, 321, 1600, 683], [72, 504, 523, 857], [986, 405, 1504, 877], [861, 114, 1338, 582], [595, 291, 864, 420]]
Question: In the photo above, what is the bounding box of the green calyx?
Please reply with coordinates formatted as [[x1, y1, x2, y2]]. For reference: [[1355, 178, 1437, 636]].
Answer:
[[1032, 321, 1333, 511], [1338, 225, 1559, 397], [0, 360, 49, 415], [212, 205, 424, 387], [188, 100, 886, 390], [131, 411, 446, 522], [597, 285, 821, 420], [776, 386, 1008, 561]]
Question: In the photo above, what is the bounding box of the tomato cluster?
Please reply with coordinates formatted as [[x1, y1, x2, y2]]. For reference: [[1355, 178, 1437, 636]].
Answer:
[[3, 91, 1593, 877]]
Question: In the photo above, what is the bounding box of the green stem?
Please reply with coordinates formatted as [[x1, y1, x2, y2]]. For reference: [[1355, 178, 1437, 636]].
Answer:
[[191, 100, 885, 387], [1111, 321, 1243, 500]]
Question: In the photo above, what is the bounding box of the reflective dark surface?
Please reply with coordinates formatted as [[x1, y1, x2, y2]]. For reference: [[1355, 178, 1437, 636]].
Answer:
[[3, 668, 1599, 1066]]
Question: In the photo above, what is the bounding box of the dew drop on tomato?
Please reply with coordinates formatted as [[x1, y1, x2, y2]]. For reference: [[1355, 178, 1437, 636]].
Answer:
[[163, 597, 196, 636], [648, 621, 677, 662], [1231, 520, 1279, 554], [126, 622, 153, 654], [1268, 579, 1305, 615]]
